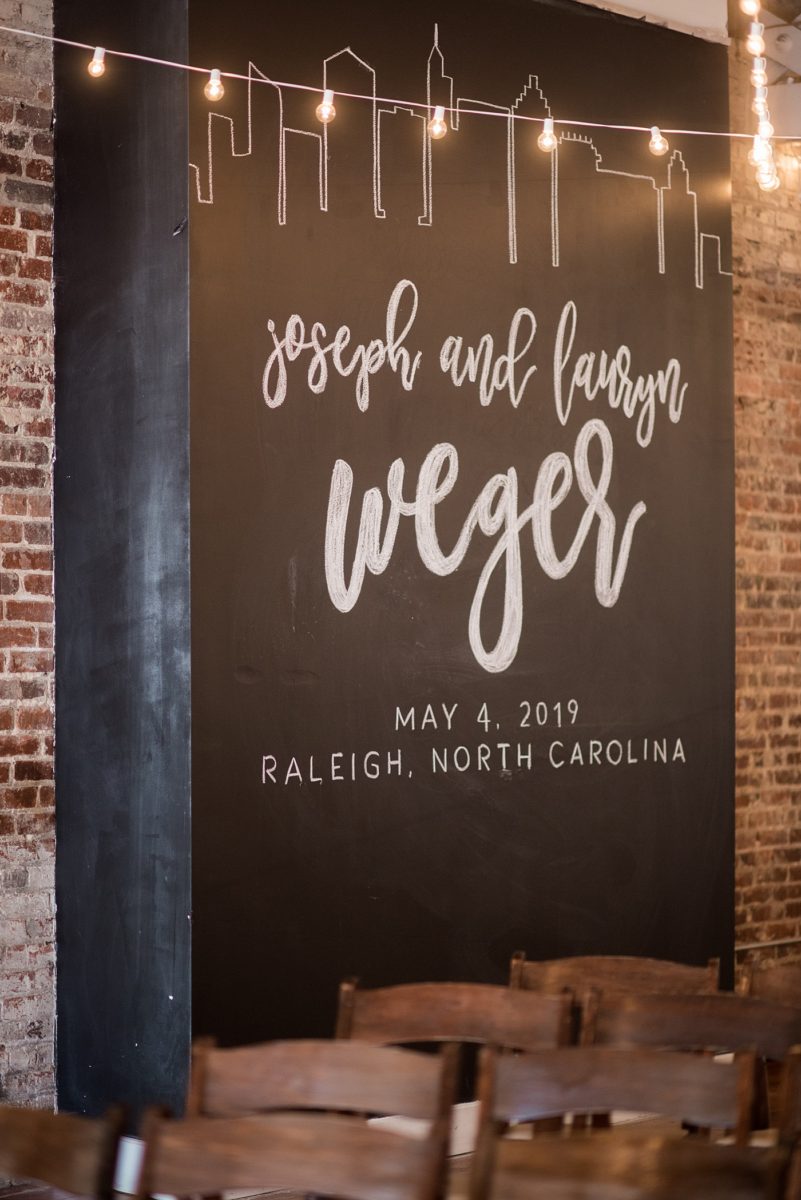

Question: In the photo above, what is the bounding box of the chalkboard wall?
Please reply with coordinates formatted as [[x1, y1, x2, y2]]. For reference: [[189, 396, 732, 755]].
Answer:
[[189, 0, 734, 1044]]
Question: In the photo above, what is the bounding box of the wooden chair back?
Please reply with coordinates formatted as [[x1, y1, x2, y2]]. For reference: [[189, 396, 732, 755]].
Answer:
[[187, 1036, 457, 1122], [581, 990, 801, 1060], [0, 1103, 122, 1199], [140, 1108, 444, 1200], [469, 1133, 790, 1200], [740, 960, 801, 1007], [336, 980, 572, 1050], [510, 951, 720, 996], [475, 1045, 757, 1145]]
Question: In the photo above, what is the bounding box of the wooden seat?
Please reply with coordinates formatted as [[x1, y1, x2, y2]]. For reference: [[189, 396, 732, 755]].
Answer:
[[510, 951, 720, 996], [580, 991, 801, 1060], [468, 1132, 790, 1200], [740, 960, 801, 1007], [336, 979, 572, 1051], [473, 1044, 757, 1146], [186, 1036, 457, 1123], [0, 1104, 122, 1198], [139, 1107, 445, 1200]]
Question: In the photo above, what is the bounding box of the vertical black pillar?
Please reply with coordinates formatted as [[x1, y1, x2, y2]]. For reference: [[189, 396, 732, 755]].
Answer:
[[54, 0, 190, 1115]]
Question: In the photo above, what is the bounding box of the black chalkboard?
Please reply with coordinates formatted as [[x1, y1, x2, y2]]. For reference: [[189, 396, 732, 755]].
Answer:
[[55, 0, 191, 1116], [189, 0, 734, 1045]]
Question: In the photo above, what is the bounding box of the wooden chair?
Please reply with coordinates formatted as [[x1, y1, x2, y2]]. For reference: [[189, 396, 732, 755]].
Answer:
[[740, 960, 801, 1007], [186, 1036, 457, 1124], [580, 990, 801, 1060], [0, 1103, 123, 1198], [469, 1132, 790, 1200], [473, 1044, 758, 1147], [510, 950, 720, 996], [336, 979, 573, 1051], [139, 1106, 446, 1200]]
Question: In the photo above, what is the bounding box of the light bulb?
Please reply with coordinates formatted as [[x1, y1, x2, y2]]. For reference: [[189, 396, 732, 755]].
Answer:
[[750, 58, 768, 87], [746, 23, 766, 56], [752, 98, 768, 117], [758, 169, 781, 191], [315, 89, 336, 124], [649, 126, 669, 156], [204, 69, 225, 102], [748, 136, 772, 165], [87, 47, 106, 78], [428, 105, 448, 140], [758, 118, 774, 139], [537, 117, 557, 152], [740, 0, 760, 14]]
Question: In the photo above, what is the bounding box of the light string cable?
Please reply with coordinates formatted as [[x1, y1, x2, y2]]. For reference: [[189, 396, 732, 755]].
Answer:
[[2, 21, 800, 145]]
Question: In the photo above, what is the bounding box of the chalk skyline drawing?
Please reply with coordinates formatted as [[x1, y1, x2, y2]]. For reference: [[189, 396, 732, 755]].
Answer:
[[189, 26, 733, 290]]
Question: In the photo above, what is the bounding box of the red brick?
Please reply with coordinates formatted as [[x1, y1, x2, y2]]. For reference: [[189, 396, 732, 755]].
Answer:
[[17, 258, 51, 282], [22, 574, 52, 597], [8, 650, 53, 673], [19, 210, 51, 232], [3, 550, 51, 571], [14, 105, 51, 131], [25, 160, 53, 185], [17, 706, 51, 731], [0, 228, 26, 252], [5, 600, 53, 623], [13, 760, 52, 782], [0, 735, 40, 757]]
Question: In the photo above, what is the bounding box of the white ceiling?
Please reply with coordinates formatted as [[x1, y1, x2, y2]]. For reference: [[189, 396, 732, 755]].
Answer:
[[575, 0, 728, 42]]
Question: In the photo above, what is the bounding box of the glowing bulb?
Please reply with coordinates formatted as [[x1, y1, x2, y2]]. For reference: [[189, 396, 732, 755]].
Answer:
[[537, 117, 557, 152], [758, 118, 774, 139], [758, 171, 781, 191], [746, 23, 765, 56], [740, 0, 760, 14], [649, 126, 669, 156], [428, 105, 448, 140], [204, 68, 224, 102], [752, 98, 768, 117], [748, 136, 772, 165], [87, 47, 106, 78], [315, 88, 336, 124], [750, 58, 768, 87]]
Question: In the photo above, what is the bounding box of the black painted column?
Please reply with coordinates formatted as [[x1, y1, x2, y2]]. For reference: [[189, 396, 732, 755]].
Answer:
[[54, 0, 190, 1116]]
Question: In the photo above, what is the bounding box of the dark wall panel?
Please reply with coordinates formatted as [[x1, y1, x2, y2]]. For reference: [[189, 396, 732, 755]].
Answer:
[[54, 0, 190, 1115], [189, 0, 734, 1044]]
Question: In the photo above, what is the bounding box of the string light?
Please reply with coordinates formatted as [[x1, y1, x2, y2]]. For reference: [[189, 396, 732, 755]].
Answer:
[[758, 117, 774, 140], [537, 117, 557, 152], [746, 23, 766, 57], [428, 105, 448, 140], [751, 86, 769, 117], [204, 68, 224, 102], [740, 0, 761, 13], [648, 126, 669, 156], [4, 22, 801, 155], [750, 58, 768, 88], [315, 88, 336, 124], [87, 47, 105, 78]]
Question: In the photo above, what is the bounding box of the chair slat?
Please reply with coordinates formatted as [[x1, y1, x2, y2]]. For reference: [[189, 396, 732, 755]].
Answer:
[[583, 991, 801, 1061], [472, 1135, 789, 1200], [337, 980, 572, 1050], [141, 1110, 439, 1200], [196, 1038, 447, 1120], [0, 1104, 122, 1199], [510, 952, 719, 996]]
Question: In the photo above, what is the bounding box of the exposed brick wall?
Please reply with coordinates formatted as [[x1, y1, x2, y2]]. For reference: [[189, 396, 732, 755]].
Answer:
[[731, 44, 801, 968], [0, 0, 55, 1107]]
